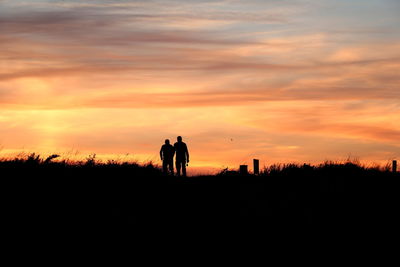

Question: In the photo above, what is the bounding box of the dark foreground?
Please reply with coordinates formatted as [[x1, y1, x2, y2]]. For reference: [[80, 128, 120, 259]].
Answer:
[[2, 156, 400, 232]]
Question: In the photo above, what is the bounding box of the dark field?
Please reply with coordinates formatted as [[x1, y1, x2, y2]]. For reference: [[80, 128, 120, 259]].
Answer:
[[2, 154, 399, 231]]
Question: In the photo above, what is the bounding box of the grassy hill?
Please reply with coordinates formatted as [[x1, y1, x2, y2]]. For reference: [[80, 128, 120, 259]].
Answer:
[[2, 153, 399, 230]]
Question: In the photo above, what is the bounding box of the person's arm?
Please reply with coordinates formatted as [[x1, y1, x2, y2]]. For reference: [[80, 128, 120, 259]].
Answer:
[[185, 144, 189, 163], [160, 146, 163, 160]]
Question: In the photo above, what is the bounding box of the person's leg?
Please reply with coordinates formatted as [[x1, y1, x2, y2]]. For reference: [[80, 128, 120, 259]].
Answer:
[[162, 160, 168, 173], [176, 161, 181, 176], [168, 159, 174, 175], [182, 160, 186, 177]]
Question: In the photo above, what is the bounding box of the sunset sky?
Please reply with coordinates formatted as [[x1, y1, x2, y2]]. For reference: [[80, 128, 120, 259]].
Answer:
[[1, 0, 399, 173]]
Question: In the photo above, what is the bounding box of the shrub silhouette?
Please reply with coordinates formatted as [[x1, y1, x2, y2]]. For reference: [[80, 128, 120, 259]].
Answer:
[[44, 154, 60, 164]]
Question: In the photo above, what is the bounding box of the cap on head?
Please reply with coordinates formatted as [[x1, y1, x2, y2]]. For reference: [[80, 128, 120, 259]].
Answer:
[[165, 139, 170, 144], [177, 136, 182, 142]]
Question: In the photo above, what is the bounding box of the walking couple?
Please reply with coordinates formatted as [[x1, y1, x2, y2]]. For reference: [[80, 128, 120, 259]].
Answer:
[[160, 136, 189, 177]]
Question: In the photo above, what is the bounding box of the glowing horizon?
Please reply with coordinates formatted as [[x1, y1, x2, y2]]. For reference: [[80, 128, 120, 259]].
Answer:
[[1, 0, 399, 174]]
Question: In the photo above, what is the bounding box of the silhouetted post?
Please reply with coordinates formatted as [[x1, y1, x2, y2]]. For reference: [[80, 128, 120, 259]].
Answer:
[[393, 160, 397, 173], [240, 165, 248, 175], [253, 159, 259, 175]]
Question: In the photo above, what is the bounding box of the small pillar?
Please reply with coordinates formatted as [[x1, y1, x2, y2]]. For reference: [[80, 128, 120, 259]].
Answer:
[[240, 165, 248, 175], [393, 160, 397, 173], [253, 159, 259, 175]]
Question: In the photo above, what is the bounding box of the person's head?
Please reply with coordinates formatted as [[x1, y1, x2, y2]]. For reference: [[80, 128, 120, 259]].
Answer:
[[165, 139, 170, 145], [177, 136, 182, 142]]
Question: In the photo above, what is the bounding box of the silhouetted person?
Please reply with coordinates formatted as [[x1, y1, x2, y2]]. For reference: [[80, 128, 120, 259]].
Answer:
[[174, 136, 189, 177], [160, 139, 175, 175]]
